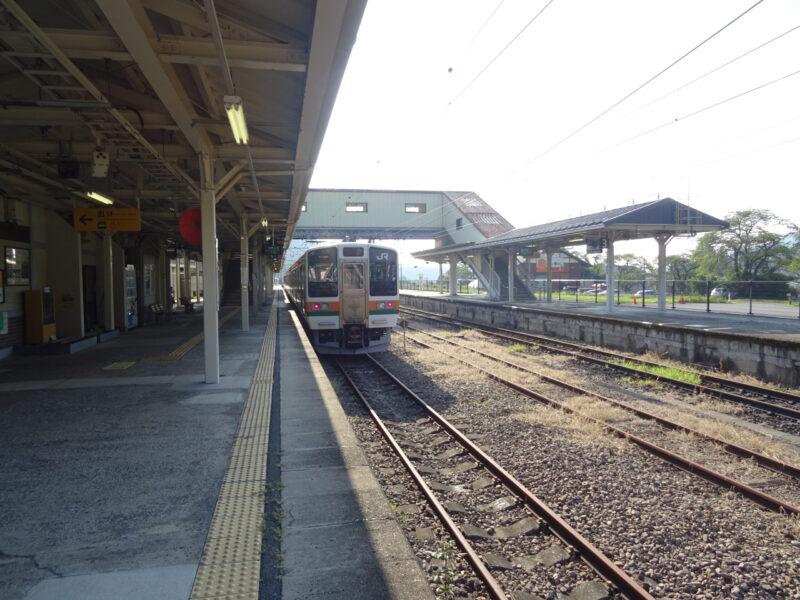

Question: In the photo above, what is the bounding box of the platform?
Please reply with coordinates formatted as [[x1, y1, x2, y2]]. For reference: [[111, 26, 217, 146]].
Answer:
[[401, 290, 800, 386], [0, 294, 431, 600]]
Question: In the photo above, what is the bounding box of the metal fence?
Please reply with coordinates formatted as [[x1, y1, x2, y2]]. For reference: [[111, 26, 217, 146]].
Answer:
[[399, 278, 800, 319]]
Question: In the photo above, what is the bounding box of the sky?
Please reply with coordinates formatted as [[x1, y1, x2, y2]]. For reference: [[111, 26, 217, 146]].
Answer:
[[309, 0, 800, 272]]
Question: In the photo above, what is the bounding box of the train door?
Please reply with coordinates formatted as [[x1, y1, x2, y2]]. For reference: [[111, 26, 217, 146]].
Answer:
[[341, 262, 366, 324]]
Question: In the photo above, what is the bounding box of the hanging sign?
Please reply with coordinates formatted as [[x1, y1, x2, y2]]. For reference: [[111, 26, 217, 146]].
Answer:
[[74, 208, 141, 232]]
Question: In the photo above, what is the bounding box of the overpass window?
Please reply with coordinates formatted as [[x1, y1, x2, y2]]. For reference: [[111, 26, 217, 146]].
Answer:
[[405, 203, 426, 213], [456, 217, 463, 230], [346, 202, 368, 212]]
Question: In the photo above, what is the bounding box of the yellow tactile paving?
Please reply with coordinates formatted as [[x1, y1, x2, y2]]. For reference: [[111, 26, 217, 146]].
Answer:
[[189, 299, 277, 600], [147, 308, 241, 362], [103, 361, 136, 370]]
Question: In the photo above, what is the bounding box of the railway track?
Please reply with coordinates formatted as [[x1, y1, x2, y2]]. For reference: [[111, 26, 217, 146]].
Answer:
[[403, 325, 800, 514], [334, 355, 655, 600], [400, 306, 800, 421]]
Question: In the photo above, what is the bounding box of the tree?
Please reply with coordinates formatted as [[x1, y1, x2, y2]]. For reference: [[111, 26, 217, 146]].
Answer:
[[665, 254, 696, 281], [692, 209, 798, 282], [614, 253, 654, 282]]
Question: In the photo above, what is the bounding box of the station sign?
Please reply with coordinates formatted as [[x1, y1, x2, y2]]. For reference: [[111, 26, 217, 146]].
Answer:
[[73, 207, 141, 232]]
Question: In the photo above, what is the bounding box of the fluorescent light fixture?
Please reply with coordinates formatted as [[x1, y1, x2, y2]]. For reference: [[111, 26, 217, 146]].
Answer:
[[260, 218, 269, 228], [223, 95, 249, 144], [87, 191, 114, 205]]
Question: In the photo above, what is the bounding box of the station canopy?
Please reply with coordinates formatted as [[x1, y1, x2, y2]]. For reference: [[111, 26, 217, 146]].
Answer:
[[413, 197, 729, 261], [0, 0, 366, 265]]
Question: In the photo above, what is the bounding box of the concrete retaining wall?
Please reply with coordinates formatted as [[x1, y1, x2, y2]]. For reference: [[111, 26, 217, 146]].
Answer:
[[402, 294, 800, 388]]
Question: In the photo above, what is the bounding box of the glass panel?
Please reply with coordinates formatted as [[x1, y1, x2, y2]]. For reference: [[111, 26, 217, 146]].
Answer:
[[307, 248, 338, 297], [343, 264, 365, 290], [369, 247, 397, 296]]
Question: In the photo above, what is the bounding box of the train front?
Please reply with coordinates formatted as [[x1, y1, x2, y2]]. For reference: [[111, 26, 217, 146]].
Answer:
[[306, 244, 399, 354]]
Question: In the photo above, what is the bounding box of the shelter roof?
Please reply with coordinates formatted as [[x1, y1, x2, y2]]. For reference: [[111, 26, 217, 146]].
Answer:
[[413, 197, 728, 260]]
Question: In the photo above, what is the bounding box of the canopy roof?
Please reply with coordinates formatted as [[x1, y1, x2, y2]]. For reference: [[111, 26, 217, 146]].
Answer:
[[413, 197, 728, 260], [0, 0, 366, 264]]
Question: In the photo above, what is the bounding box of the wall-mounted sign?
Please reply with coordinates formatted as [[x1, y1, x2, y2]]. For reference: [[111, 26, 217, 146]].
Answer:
[[73, 208, 141, 232]]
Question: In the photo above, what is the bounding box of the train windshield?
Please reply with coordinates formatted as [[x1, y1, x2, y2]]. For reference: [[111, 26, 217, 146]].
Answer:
[[307, 248, 338, 297], [369, 247, 397, 296]]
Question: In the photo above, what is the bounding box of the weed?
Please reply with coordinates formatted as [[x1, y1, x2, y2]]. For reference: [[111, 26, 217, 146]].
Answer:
[[507, 343, 528, 353], [428, 541, 459, 600], [349, 415, 361, 423], [621, 375, 662, 388], [471, 397, 493, 407], [615, 360, 701, 385]]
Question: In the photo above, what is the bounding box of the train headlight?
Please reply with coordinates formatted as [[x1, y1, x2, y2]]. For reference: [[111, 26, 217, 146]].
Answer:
[[311, 303, 329, 311], [321, 303, 330, 310], [378, 302, 386, 309]]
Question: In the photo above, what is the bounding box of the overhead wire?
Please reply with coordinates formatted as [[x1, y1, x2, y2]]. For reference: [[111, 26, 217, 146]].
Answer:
[[599, 67, 800, 153], [447, 0, 556, 108], [515, 0, 767, 172], [635, 23, 800, 112], [448, 0, 506, 73]]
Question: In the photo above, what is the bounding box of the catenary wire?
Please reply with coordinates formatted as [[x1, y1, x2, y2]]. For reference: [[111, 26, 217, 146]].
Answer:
[[636, 23, 800, 112], [447, 0, 556, 108], [514, 0, 767, 172], [600, 67, 800, 154], [448, 0, 506, 73]]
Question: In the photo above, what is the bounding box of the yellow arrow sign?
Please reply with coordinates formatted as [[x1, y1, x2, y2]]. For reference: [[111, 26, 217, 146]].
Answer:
[[73, 207, 141, 232]]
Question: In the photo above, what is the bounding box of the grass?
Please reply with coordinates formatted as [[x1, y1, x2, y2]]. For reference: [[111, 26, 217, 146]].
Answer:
[[615, 359, 702, 384], [507, 343, 528, 353], [514, 406, 630, 452], [621, 375, 663, 388], [471, 397, 493, 407]]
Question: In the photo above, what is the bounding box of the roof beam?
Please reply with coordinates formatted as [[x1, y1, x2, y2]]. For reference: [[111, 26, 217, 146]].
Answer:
[[0, 29, 308, 72], [95, 0, 210, 155]]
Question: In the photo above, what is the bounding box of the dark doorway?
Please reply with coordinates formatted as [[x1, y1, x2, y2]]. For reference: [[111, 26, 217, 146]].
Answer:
[[82, 265, 98, 331]]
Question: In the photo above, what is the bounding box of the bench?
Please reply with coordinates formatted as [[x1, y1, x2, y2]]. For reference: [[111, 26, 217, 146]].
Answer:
[[148, 303, 167, 323], [180, 296, 194, 313]]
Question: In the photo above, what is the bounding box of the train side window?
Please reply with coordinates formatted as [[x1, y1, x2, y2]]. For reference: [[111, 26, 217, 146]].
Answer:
[[369, 247, 397, 296], [307, 248, 338, 297]]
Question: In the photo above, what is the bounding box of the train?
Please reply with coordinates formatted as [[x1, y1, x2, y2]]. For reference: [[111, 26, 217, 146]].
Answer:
[[283, 242, 400, 354]]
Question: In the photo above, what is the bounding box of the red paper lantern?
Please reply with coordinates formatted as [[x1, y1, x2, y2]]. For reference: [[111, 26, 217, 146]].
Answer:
[[178, 208, 202, 245]]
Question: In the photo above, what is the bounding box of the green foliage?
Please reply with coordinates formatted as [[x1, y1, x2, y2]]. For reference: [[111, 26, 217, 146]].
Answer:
[[692, 209, 798, 282], [616, 360, 701, 384]]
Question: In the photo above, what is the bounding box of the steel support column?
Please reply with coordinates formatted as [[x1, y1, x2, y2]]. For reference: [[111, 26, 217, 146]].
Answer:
[[656, 234, 671, 311], [546, 248, 553, 303], [449, 256, 458, 296], [606, 238, 615, 312], [200, 152, 220, 383], [102, 232, 115, 331], [507, 248, 515, 303], [240, 214, 249, 331]]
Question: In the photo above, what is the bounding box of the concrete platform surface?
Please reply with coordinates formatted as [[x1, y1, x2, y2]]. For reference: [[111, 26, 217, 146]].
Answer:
[[0, 297, 434, 600], [277, 304, 433, 600]]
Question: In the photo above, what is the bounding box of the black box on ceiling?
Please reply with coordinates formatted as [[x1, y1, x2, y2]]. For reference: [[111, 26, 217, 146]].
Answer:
[[57, 160, 80, 179]]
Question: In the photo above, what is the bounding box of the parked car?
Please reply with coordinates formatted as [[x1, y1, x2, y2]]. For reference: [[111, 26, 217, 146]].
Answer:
[[633, 289, 656, 298], [710, 287, 731, 297]]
